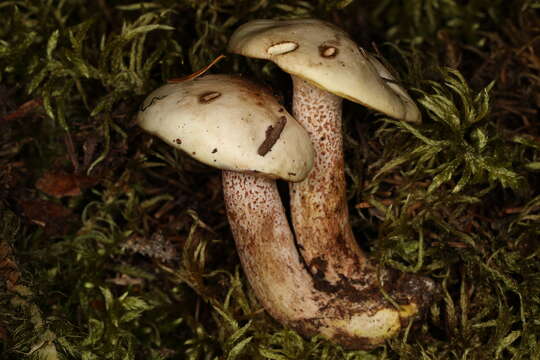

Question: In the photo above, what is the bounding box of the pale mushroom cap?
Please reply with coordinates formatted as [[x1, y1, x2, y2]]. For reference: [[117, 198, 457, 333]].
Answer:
[[228, 19, 421, 123], [137, 74, 314, 182]]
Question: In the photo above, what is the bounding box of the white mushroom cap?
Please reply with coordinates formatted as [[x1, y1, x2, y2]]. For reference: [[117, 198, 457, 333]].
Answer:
[[137, 74, 314, 182], [228, 19, 421, 123]]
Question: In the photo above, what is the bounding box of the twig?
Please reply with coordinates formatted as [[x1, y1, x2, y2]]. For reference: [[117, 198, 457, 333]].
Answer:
[[0, 98, 43, 124]]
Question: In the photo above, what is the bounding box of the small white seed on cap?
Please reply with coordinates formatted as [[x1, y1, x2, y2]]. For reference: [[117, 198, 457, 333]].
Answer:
[[267, 42, 299, 56], [319, 45, 338, 58]]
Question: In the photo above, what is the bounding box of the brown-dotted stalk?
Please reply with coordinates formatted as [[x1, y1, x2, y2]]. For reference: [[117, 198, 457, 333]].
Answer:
[[289, 76, 436, 310], [222, 170, 431, 349], [289, 76, 368, 285]]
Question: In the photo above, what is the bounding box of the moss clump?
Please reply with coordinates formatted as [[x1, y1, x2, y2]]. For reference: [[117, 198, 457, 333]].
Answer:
[[1, 0, 539, 359]]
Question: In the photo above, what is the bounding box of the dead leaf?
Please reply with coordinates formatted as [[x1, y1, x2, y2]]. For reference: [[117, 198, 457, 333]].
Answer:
[[36, 171, 97, 198], [19, 199, 78, 236], [0, 98, 42, 124], [0, 242, 21, 287]]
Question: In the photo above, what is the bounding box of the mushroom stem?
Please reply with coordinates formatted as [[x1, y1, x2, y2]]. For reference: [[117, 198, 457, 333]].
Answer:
[[223, 171, 318, 319], [222, 170, 428, 349], [289, 75, 367, 285]]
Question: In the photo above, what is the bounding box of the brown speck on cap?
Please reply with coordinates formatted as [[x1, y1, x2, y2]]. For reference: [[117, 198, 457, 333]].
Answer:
[[212, 148, 218, 153], [199, 91, 222, 103], [174, 138, 182, 144], [257, 116, 287, 156]]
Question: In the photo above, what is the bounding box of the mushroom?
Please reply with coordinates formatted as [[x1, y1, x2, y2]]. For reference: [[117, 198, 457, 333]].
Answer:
[[137, 74, 430, 348], [228, 17, 435, 332], [138, 74, 313, 180]]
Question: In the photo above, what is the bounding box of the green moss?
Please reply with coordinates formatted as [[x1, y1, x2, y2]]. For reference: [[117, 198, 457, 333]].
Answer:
[[1, 0, 539, 359]]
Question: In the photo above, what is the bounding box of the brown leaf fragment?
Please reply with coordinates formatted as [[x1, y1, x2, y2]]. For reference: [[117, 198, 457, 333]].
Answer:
[[0, 242, 21, 288], [36, 171, 97, 198], [257, 116, 287, 156], [0, 98, 43, 124], [355, 202, 372, 209], [19, 199, 78, 236]]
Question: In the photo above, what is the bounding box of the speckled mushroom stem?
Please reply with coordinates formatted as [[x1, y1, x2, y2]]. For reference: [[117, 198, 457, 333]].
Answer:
[[223, 171, 318, 318], [222, 170, 431, 349], [288, 76, 436, 328], [289, 76, 368, 285]]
